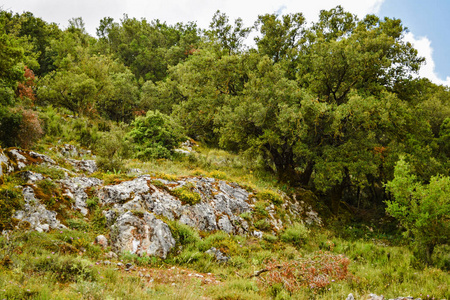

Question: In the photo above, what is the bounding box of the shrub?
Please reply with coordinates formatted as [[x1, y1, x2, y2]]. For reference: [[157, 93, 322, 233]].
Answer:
[[0, 186, 24, 231], [23, 165, 65, 180], [209, 170, 228, 180], [260, 252, 351, 293], [95, 124, 131, 172], [256, 189, 283, 205], [127, 110, 185, 160], [0, 106, 42, 149], [32, 255, 97, 283], [167, 220, 201, 247], [170, 185, 201, 205], [0, 106, 22, 148], [385, 158, 450, 264], [280, 223, 309, 247], [255, 219, 271, 231], [91, 208, 107, 233]]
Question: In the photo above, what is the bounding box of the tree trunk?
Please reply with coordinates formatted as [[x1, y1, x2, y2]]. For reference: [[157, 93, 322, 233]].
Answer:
[[329, 168, 350, 215], [330, 183, 344, 215], [299, 161, 314, 187], [269, 146, 300, 185]]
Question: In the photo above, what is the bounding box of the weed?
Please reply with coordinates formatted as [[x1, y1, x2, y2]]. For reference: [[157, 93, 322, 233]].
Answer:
[[170, 185, 201, 205], [257, 189, 283, 205], [0, 185, 24, 231], [209, 170, 228, 180], [280, 223, 310, 248]]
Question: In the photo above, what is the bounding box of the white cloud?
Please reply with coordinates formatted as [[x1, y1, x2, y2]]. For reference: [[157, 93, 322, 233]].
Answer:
[[2, 0, 385, 36], [404, 32, 450, 87]]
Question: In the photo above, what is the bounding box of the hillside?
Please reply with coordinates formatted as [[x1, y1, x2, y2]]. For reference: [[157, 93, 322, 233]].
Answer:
[[0, 144, 448, 299], [0, 5, 449, 300]]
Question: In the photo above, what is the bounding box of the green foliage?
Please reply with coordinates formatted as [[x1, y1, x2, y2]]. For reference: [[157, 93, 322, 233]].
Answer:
[[0, 107, 22, 147], [206, 10, 252, 55], [23, 164, 65, 180], [254, 219, 271, 231], [280, 222, 310, 247], [208, 170, 228, 180], [166, 220, 201, 247], [128, 110, 185, 160], [91, 207, 107, 233], [32, 255, 97, 283], [95, 123, 131, 172], [170, 184, 201, 205], [256, 189, 283, 205], [385, 158, 450, 264], [0, 186, 23, 231]]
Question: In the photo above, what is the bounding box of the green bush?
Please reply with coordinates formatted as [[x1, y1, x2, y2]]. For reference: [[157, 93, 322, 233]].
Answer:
[[385, 158, 450, 264], [0, 107, 43, 149], [167, 220, 201, 247], [256, 189, 283, 205], [0, 186, 24, 231], [280, 222, 309, 247], [170, 185, 201, 205], [95, 123, 131, 172], [127, 110, 185, 160], [32, 255, 97, 283], [255, 219, 271, 231], [91, 207, 107, 233]]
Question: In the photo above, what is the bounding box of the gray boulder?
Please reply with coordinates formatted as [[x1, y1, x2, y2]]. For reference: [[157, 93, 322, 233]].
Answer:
[[110, 211, 175, 259], [60, 176, 103, 215], [67, 159, 98, 174], [13, 186, 66, 232]]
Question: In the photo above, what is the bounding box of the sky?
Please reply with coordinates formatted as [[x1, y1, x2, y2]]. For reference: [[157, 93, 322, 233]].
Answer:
[[1, 0, 449, 86]]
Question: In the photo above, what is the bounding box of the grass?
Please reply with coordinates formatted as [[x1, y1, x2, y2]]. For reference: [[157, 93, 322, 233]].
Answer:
[[0, 224, 448, 299], [0, 142, 449, 299]]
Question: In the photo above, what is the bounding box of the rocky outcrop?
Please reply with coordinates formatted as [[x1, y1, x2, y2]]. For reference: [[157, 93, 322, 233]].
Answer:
[[67, 159, 98, 174], [1, 147, 322, 260], [13, 186, 66, 232], [99, 175, 253, 236], [0, 148, 56, 176], [60, 176, 103, 215], [110, 211, 175, 259]]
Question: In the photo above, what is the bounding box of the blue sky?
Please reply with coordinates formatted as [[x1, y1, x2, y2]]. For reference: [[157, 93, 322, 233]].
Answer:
[[378, 0, 450, 85], [1, 0, 448, 86]]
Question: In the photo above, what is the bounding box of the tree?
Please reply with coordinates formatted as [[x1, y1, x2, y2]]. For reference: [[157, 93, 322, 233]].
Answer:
[[254, 12, 305, 78], [102, 15, 201, 81], [216, 55, 303, 182], [298, 8, 424, 104], [206, 10, 252, 55], [385, 158, 450, 263]]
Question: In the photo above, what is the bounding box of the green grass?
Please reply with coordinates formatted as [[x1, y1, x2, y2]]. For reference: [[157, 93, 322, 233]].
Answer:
[[0, 142, 448, 299]]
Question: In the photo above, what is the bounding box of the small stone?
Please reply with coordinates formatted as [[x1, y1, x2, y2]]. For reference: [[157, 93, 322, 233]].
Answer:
[[105, 251, 118, 259], [117, 262, 123, 267], [95, 235, 108, 249], [253, 231, 263, 239], [346, 294, 355, 300]]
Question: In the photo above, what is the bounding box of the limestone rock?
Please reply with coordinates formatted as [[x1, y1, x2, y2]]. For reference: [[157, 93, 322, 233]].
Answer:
[[0, 148, 56, 176], [346, 294, 355, 300], [67, 159, 97, 174], [21, 171, 45, 184], [59, 144, 92, 158], [205, 247, 229, 263], [95, 235, 108, 249], [13, 186, 66, 232], [110, 211, 175, 259], [60, 176, 103, 215]]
